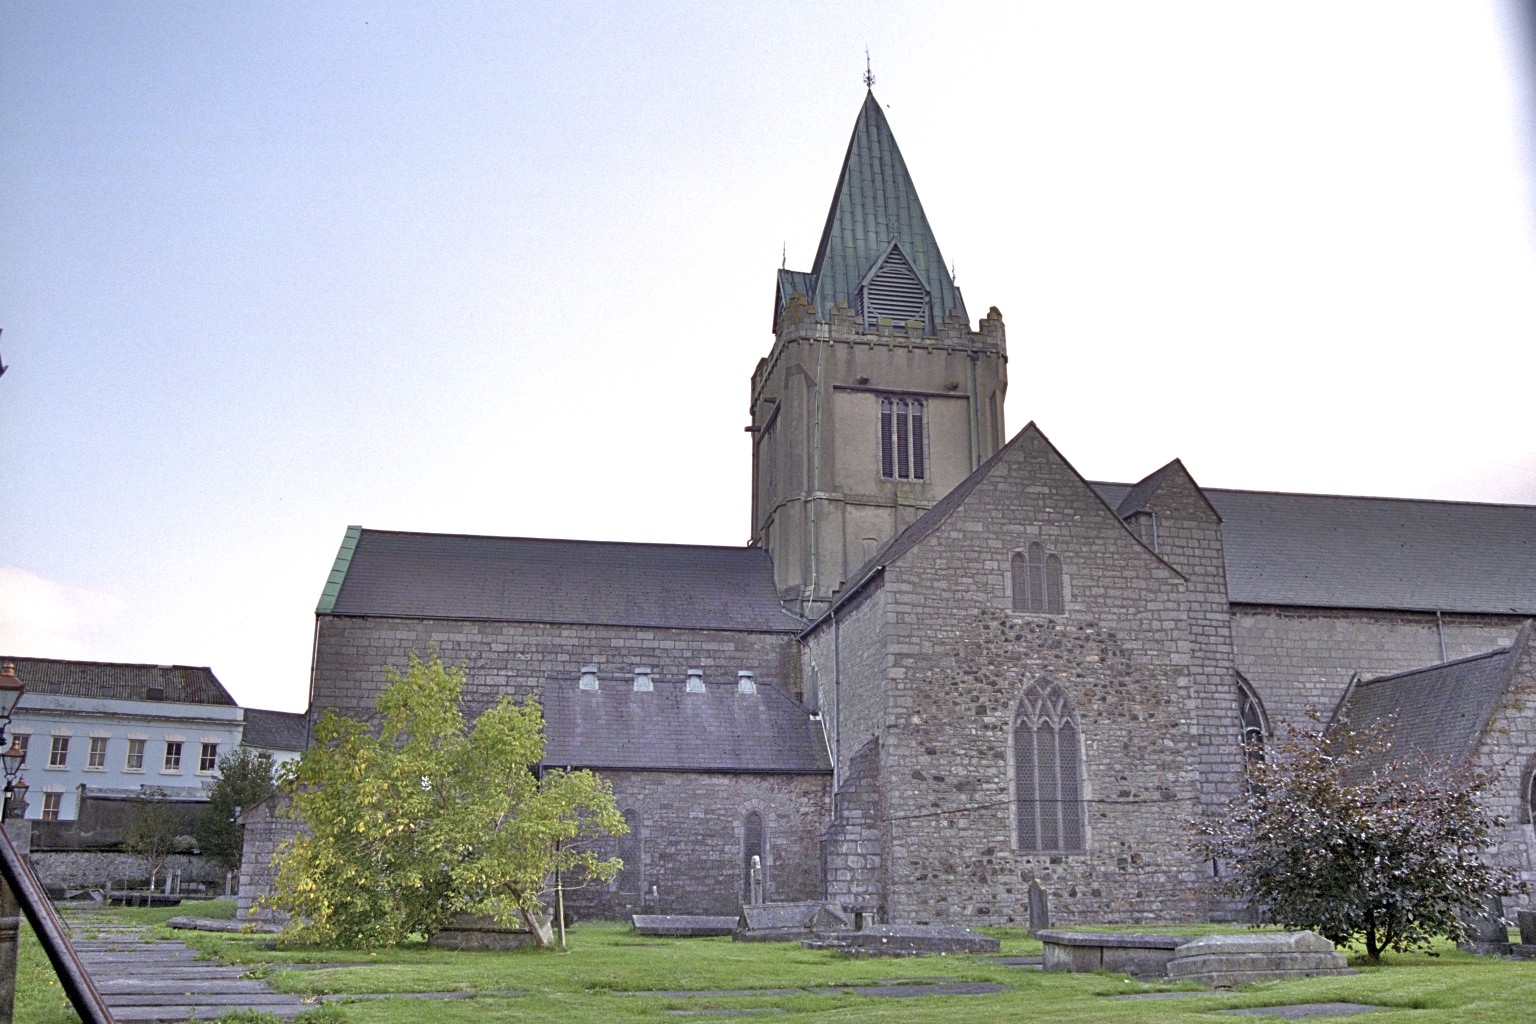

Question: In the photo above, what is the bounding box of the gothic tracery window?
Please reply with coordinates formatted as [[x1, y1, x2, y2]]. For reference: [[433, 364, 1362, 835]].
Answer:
[[742, 811, 766, 901], [1237, 674, 1268, 768], [1013, 680, 1085, 853], [1011, 543, 1064, 614], [617, 809, 642, 893]]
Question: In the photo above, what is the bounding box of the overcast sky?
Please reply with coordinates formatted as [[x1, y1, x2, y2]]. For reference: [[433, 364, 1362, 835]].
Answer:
[[4, 2, 1534, 713]]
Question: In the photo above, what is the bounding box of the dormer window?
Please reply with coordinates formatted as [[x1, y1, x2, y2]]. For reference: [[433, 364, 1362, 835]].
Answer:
[[633, 667, 653, 692], [737, 671, 756, 694], [858, 244, 931, 332], [579, 665, 600, 691], [686, 669, 705, 693], [880, 397, 926, 481]]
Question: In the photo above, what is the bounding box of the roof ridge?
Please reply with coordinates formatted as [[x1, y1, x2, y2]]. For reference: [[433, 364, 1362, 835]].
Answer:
[[353, 526, 765, 554], [1092, 481, 1536, 512]]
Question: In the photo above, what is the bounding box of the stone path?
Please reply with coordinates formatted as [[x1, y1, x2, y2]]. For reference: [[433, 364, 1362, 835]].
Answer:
[[57, 904, 520, 1021], [60, 906, 318, 1021]]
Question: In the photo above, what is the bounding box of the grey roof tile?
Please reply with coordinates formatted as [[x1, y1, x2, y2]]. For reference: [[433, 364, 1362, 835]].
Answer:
[[780, 92, 966, 325], [1093, 484, 1536, 615], [1336, 625, 1528, 771], [539, 674, 830, 774], [1, 656, 236, 706], [326, 529, 797, 632], [242, 708, 308, 752]]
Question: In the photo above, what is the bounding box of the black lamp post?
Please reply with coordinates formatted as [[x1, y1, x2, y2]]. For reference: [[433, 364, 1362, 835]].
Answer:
[[0, 665, 27, 819]]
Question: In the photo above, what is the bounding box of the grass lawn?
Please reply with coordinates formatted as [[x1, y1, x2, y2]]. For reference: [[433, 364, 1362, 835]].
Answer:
[[14, 902, 1536, 1024]]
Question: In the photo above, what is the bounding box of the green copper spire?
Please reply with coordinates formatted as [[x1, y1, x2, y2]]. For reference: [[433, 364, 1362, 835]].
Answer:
[[780, 93, 967, 328]]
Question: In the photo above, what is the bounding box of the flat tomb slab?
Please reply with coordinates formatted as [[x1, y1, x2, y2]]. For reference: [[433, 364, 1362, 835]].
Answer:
[[1037, 930, 1193, 976], [633, 915, 738, 937], [1167, 931, 1354, 989], [802, 924, 1000, 956], [1219, 1004, 1388, 1018]]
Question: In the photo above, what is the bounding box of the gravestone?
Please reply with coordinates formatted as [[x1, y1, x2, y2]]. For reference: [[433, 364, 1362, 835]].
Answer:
[[734, 900, 852, 942], [1165, 931, 1355, 989], [1518, 909, 1535, 947], [632, 915, 737, 937], [1037, 930, 1190, 977], [428, 912, 552, 950], [1457, 894, 1510, 955], [1027, 882, 1050, 936]]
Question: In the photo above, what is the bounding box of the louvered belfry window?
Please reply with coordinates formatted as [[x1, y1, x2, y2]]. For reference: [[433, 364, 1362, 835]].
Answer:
[[880, 397, 926, 480], [1014, 681, 1086, 853], [860, 246, 931, 331]]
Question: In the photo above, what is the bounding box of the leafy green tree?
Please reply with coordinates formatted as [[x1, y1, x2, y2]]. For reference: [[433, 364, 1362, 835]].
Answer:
[[266, 652, 625, 948], [196, 748, 278, 875], [1193, 714, 1526, 964]]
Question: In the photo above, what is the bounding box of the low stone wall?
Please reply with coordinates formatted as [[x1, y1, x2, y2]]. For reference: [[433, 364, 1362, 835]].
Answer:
[[30, 850, 226, 894]]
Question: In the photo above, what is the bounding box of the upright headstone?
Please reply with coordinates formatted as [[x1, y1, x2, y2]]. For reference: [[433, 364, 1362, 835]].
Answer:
[[1027, 881, 1051, 936], [1516, 909, 1535, 947], [1458, 894, 1510, 954], [749, 855, 763, 906]]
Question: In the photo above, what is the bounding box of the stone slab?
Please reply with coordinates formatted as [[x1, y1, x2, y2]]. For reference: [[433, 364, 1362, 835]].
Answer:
[[634, 914, 739, 937], [735, 901, 853, 942], [1166, 931, 1353, 989], [1219, 1004, 1388, 1018], [1518, 909, 1535, 947], [801, 924, 1000, 956], [166, 915, 283, 933], [1038, 930, 1193, 976]]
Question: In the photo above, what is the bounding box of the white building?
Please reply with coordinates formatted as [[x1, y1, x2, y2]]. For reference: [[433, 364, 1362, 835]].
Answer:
[[4, 657, 245, 821]]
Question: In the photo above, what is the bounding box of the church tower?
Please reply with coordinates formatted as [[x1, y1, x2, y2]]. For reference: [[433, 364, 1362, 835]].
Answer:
[[750, 92, 1008, 617]]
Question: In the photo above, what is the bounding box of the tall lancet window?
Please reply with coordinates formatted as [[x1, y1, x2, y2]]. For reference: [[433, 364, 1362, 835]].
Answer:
[[880, 397, 926, 480], [1012, 543, 1064, 614], [1013, 680, 1085, 853]]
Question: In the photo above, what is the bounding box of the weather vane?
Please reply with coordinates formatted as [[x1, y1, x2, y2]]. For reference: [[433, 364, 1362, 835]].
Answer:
[[864, 48, 875, 90]]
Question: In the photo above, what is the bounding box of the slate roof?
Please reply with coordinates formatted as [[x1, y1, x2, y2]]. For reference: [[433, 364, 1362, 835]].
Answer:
[[242, 708, 308, 753], [1, 657, 236, 706], [1092, 484, 1536, 615], [321, 528, 797, 633], [1334, 623, 1530, 771], [778, 92, 966, 325], [539, 674, 830, 774]]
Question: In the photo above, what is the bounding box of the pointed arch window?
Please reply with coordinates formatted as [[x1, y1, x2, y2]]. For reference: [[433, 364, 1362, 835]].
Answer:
[[880, 397, 926, 480], [1521, 757, 1536, 826], [1011, 543, 1064, 614], [1237, 674, 1268, 769], [859, 245, 931, 331], [1013, 680, 1085, 853]]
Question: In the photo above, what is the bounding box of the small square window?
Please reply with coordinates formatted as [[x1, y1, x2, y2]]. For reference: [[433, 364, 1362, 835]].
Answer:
[[87, 737, 108, 770], [41, 793, 62, 821], [199, 743, 218, 773], [163, 741, 183, 772], [48, 736, 70, 769], [125, 739, 146, 772]]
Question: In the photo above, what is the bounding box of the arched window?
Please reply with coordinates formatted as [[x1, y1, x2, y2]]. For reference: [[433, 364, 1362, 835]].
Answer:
[[616, 809, 642, 893], [1522, 758, 1536, 826], [1013, 680, 1085, 853], [1236, 674, 1268, 768], [742, 811, 766, 902], [1011, 543, 1064, 614]]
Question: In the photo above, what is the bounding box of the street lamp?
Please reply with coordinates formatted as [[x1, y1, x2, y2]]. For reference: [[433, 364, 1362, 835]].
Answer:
[[0, 665, 26, 819]]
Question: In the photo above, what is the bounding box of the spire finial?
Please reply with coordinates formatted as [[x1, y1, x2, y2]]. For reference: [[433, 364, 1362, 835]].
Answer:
[[863, 48, 875, 90]]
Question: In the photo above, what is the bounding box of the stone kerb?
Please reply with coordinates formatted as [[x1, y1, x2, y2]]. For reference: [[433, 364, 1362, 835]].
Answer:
[[804, 924, 1001, 957], [1164, 931, 1354, 989], [734, 900, 853, 942], [1037, 930, 1192, 977]]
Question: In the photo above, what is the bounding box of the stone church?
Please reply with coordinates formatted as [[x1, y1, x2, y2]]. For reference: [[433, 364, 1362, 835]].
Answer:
[[267, 92, 1536, 927]]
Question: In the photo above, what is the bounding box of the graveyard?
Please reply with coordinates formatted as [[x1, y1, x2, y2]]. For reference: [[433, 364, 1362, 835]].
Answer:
[[8, 898, 1535, 1024]]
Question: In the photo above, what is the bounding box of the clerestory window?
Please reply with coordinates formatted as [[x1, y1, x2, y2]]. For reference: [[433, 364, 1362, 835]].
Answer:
[[880, 396, 927, 480], [1011, 543, 1064, 614], [1013, 680, 1085, 853]]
